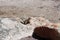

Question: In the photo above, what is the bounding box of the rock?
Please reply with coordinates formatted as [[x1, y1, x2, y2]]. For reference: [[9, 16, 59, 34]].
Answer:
[[0, 18, 35, 40], [20, 36, 37, 40], [0, 17, 60, 40]]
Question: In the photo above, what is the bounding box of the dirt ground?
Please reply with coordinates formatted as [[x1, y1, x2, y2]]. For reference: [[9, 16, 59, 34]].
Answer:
[[0, 0, 60, 23]]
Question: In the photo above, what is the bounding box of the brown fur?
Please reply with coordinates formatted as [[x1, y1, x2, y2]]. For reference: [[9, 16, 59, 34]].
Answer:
[[32, 26, 60, 40]]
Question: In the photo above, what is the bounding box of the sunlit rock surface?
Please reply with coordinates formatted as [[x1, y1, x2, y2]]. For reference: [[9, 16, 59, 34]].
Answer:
[[0, 0, 60, 40], [0, 18, 34, 40], [0, 17, 60, 40]]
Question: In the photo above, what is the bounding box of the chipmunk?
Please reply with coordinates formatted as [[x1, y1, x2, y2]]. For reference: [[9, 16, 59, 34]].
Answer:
[[32, 26, 60, 40]]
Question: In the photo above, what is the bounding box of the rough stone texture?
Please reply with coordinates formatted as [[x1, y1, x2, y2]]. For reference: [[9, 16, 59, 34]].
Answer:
[[0, 17, 60, 40], [0, 17, 36, 40], [20, 36, 37, 40], [0, 0, 60, 40]]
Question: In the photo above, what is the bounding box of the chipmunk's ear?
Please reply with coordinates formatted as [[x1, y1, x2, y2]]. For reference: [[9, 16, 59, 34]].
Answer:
[[32, 26, 60, 40]]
